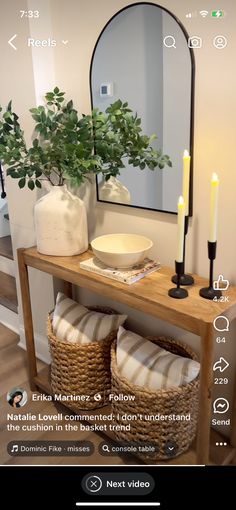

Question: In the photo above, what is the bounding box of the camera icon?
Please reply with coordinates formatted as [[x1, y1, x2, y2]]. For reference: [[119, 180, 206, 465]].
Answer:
[[188, 36, 202, 48]]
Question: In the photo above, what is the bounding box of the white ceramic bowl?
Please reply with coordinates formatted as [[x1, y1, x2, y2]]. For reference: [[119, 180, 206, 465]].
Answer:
[[91, 233, 153, 268]]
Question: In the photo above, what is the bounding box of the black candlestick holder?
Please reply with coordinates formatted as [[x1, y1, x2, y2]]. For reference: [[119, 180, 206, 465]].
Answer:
[[169, 261, 188, 299], [199, 241, 222, 300], [171, 216, 194, 286]]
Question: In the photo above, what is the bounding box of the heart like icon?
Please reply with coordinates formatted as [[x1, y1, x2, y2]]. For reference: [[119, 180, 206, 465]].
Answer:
[[62, 40, 68, 45]]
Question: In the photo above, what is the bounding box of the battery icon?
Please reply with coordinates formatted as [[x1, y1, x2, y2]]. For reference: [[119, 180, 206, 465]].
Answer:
[[211, 10, 224, 17]]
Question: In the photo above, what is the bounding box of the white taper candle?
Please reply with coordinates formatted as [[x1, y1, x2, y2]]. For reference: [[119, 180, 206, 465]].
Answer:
[[209, 173, 219, 242]]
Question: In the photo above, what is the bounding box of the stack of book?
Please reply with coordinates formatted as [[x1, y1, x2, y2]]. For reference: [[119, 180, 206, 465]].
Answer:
[[80, 257, 161, 285]]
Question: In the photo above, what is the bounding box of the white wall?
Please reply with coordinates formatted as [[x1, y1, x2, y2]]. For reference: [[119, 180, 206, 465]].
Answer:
[[0, 0, 55, 361], [0, 0, 38, 342]]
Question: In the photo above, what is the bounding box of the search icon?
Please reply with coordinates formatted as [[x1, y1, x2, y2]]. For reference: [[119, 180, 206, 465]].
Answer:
[[102, 444, 110, 453], [163, 35, 176, 48]]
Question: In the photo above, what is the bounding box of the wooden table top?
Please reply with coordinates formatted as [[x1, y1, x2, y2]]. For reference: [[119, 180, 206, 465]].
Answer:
[[20, 247, 236, 336]]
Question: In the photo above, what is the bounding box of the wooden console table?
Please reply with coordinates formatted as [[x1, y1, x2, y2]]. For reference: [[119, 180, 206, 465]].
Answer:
[[17, 246, 236, 465]]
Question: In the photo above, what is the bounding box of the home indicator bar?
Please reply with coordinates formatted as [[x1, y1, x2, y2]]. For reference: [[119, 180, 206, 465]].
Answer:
[[76, 503, 161, 507]]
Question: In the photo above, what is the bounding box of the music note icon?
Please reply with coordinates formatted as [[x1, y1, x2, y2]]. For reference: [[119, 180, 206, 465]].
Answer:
[[11, 444, 18, 453]]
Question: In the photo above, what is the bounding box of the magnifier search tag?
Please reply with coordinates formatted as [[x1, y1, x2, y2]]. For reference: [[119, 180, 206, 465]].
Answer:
[[102, 444, 110, 453], [163, 35, 176, 48]]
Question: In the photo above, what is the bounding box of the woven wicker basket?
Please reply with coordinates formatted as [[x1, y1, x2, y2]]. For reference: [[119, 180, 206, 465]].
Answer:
[[111, 336, 199, 461], [48, 306, 118, 411]]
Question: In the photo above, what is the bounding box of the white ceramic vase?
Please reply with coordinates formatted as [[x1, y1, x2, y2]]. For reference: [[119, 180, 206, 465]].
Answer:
[[34, 184, 88, 256], [98, 176, 131, 204]]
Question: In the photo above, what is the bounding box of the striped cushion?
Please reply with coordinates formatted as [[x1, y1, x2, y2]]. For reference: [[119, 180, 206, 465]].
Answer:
[[52, 293, 127, 345], [117, 327, 200, 390]]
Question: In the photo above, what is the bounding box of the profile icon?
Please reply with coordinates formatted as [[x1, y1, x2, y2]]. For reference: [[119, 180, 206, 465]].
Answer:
[[213, 35, 227, 50], [7, 388, 27, 408]]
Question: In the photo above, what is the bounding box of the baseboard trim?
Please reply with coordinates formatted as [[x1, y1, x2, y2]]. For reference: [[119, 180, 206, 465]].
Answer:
[[0, 255, 15, 277], [19, 325, 50, 365], [0, 304, 19, 333]]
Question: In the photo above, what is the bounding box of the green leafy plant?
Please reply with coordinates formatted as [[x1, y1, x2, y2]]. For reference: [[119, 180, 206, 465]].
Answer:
[[0, 88, 172, 190], [92, 99, 172, 181]]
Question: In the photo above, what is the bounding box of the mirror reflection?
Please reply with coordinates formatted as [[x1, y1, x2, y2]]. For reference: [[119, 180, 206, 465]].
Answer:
[[91, 3, 194, 214]]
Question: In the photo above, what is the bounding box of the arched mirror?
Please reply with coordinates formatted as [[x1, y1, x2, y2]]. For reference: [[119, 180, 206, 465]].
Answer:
[[90, 2, 195, 215]]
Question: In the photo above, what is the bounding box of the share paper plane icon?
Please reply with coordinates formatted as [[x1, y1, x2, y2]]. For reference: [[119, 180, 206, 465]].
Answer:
[[213, 357, 229, 373]]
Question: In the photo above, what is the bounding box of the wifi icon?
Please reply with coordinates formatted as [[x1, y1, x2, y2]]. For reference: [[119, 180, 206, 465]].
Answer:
[[200, 10, 209, 17]]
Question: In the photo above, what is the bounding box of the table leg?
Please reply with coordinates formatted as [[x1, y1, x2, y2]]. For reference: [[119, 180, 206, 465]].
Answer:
[[63, 280, 73, 298], [196, 323, 214, 464], [17, 248, 37, 391]]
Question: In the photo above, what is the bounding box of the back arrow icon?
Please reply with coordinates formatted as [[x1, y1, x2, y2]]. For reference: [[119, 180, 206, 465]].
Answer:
[[8, 34, 18, 50], [213, 357, 229, 373]]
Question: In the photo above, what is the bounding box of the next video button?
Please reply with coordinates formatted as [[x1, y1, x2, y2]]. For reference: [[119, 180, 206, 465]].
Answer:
[[82, 472, 155, 496]]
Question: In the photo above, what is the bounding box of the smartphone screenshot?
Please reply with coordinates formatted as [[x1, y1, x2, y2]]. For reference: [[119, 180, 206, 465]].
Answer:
[[0, 0, 235, 507]]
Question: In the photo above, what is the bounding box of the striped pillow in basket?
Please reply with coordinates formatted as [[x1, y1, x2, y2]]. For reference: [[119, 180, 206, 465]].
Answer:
[[52, 292, 127, 344], [117, 326, 200, 390]]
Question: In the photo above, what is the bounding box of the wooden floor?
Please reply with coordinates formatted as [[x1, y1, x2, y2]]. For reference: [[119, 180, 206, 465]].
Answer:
[[0, 323, 139, 466], [0, 271, 18, 313], [0, 236, 13, 260]]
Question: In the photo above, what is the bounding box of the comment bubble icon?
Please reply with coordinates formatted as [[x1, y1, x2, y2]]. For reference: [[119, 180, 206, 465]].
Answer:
[[213, 316, 229, 332]]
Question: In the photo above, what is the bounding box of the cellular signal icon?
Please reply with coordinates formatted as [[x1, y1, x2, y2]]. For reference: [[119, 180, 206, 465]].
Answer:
[[186, 11, 197, 18], [199, 10, 209, 18]]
